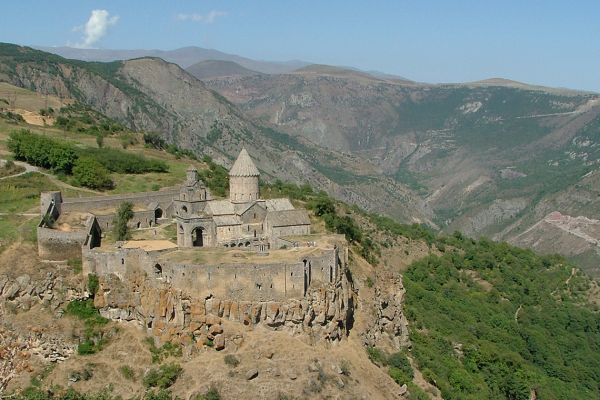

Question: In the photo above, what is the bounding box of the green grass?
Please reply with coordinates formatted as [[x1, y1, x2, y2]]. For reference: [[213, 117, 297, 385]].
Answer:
[[0, 172, 57, 213]]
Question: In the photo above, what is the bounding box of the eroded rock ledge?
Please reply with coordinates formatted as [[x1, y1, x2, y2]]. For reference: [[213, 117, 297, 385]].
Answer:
[[95, 269, 355, 349]]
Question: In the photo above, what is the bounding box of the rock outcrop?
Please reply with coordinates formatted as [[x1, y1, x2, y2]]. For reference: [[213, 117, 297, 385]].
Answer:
[[94, 269, 355, 348], [362, 273, 409, 350]]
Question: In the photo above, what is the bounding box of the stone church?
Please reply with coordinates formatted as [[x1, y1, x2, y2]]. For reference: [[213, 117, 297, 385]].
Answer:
[[174, 148, 310, 249]]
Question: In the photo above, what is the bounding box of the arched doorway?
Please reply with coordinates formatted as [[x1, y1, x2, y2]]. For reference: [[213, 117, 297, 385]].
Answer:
[[192, 227, 204, 247], [155, 208, 163, 219]]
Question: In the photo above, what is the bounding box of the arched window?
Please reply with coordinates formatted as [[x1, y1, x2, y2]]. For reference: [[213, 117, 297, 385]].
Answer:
[[154, 264, 163, 278]]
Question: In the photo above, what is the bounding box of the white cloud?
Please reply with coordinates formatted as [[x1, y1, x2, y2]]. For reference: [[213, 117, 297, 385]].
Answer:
[[74, 9, 119, 48], [176, 10, 227, 24]]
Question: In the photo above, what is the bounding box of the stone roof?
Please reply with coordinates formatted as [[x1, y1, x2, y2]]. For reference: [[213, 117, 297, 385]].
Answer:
[[229, 148, 260, 177], [266, 210, 311, 227], [205, 200, 235, 215], [213, 215, 241, 226], [265, 198, 294, 211], [236, 201, 265, 215]]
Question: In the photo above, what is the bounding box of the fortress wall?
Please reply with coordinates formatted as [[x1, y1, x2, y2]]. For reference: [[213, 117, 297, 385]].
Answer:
[[303, 249, 340, 285], [159, 261, 307, 301], [38, 226, 88, 260], [83, 246, 339, 301], [61, 189, 179, 214], [89, 244, 354, 346]]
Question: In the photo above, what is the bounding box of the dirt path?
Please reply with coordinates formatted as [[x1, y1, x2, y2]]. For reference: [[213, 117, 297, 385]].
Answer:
[[0, 160, 38, 180], [514, 304, 523, 323], [0, 159, 99, 194]]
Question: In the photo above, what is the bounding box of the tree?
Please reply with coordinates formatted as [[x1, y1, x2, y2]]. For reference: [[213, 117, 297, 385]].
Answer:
[[72, 157, 113, 189], [95, 134, 104, 148], [113, 202, 134, 241]]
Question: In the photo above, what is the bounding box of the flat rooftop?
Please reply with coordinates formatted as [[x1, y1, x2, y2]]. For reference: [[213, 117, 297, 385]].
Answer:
[[122, 240, 178, 252], [158, 246, 329, 265], [54, 211, 91, 231]]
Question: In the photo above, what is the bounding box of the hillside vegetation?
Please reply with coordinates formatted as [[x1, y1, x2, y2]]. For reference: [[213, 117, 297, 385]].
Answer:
[[404, 235, 599, 399]]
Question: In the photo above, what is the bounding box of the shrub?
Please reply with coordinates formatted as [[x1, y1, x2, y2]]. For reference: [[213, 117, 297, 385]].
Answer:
[[8, 129, 77, 173], [79, 147, 168, 174], [113, 201, 134, 241], [387, 352, 413, 379], [119, 365, 136, 380], [193, 386, 221, 400], [72, 157, 113, 189], [366, 346, 386, 365], [66, 298, 109, 356], [143, 132, 167, 149], [143, 363, 183, 389], [87, 274, 99, 297], [223, 354, 239, 367], [145, 338, 183, 363]]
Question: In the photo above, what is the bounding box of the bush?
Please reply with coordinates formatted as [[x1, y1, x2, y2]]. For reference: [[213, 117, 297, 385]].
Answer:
[[65, 299, 109, 355], [192, 386, 221, 400], [79, 147, 168, 174], [87, 274, 99, 297], [198, 156, 228, 197], [72, 157, 113, 189], [143, 363, 183, 389], [224, 354, 239, 368], [387, 352, 413, 379], [8, 129, 77, 173], [119, 365, 136, 380], [144, 132, 167, 149], [367, 346, 386, 365], [145, 338, 183, 363]]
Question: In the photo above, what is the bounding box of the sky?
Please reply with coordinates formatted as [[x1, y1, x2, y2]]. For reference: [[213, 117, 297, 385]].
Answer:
[[1, 1, 599, 92]]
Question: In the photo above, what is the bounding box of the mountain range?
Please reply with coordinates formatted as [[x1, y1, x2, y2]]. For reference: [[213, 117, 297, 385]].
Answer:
[[3, 42, 600, 277]]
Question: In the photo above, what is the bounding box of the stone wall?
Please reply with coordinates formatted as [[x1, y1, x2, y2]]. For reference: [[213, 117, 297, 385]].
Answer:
[[83, 246, 341, 302], [37, 226, 88, 261], [85, 243, 354, 346], [95, 209, 157, 232], [60, 189, 179, 214]]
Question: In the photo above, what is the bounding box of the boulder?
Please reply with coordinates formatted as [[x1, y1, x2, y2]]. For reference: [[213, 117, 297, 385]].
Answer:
[[245, 369, 258, 380], [213, 334, 225, 350]]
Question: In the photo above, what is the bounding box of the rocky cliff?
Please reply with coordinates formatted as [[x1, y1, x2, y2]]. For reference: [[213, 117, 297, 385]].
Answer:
[[93, 265, 356, 349]]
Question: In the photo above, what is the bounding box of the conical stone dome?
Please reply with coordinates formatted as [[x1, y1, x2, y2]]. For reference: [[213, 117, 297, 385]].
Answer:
[[229, 148, 259, 177]]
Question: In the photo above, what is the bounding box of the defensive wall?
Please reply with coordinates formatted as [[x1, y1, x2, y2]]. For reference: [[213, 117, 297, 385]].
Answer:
[[85, 239, 354, 345], [59, 189, 179, 214], [83, 244, 342, 302]]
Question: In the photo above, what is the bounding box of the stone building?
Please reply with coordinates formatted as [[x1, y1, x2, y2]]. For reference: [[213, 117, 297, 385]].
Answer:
[[174, 149, 310, 249]]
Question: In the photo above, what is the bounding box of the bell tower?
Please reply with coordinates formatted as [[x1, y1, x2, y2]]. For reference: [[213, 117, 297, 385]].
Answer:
[[229, 148, 260, 203]]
